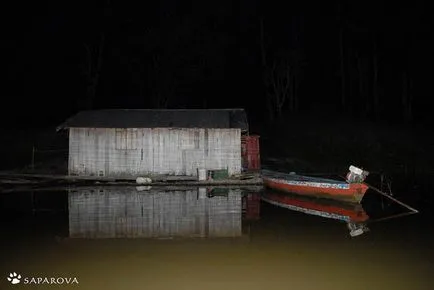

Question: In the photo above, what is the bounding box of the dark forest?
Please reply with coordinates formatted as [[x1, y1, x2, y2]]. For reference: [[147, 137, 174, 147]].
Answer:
[[2, 1, 433, 128]]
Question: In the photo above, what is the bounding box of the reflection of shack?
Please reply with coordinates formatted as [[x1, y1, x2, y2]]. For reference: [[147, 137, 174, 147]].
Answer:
[[68, 187, 243, 238]]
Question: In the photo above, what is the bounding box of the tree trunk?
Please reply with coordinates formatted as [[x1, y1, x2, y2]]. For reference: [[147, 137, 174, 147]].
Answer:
[[293, 74, 298, 112], [85, 32, 105, 110], [289, 73, 296, 112], [82, 0, 109, 110], [372, 40, 379, 119], [356, 52, 364, 115], [402, 71, 413, 122], [259, 17, 266, 68], [339, 28, 346, 110]]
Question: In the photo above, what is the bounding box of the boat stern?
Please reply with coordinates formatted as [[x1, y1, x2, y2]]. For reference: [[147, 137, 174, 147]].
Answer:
[[350, 183, 369, 203]]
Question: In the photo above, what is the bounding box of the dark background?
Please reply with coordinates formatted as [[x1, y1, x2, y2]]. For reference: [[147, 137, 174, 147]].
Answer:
[[2, 1, 433, 128]]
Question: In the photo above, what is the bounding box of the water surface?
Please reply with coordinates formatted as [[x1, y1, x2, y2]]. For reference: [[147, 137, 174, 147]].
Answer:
[[0, 186, 432, 290]]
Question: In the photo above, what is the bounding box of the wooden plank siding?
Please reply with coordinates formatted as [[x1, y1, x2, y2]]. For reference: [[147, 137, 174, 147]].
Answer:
[[68, 187, 242, 238], [68, 128, 241, 177]]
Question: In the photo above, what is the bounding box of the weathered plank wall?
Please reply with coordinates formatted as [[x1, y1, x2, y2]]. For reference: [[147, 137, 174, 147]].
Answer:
[[68, 187, 242, 238], [68, 128, 241, 177]]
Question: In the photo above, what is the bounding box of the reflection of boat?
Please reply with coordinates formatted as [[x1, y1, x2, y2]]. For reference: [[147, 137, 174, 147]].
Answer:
[[262, 190, 370, 237], [68, 187, 246, 239], [262, 191, 369, 223], [261, 166, 370, 203]]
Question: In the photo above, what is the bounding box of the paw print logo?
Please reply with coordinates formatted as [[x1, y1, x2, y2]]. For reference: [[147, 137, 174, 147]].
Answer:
[[7, 272, 21, 284]]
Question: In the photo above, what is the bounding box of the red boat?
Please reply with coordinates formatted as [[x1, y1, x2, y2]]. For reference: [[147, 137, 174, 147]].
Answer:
[[261, 166, 370, 204]]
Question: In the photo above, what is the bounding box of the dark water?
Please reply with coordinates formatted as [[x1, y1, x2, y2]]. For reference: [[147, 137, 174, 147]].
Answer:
[[0, 185, 433, 290]]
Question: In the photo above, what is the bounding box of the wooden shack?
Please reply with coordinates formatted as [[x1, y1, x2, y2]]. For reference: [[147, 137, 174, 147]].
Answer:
[[56, 109, 249, 178], [68, 187, 243, 238]]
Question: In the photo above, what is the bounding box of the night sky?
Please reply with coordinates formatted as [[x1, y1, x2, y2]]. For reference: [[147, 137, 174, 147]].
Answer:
[[2, 1, 434, 128]]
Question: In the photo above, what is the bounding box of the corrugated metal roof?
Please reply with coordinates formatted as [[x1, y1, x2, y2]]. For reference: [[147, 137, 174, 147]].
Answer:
[[57, 109, 248, 131]]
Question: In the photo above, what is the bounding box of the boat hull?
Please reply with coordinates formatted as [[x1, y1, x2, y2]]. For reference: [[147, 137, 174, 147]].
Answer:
[[262, 172, 369, 204]]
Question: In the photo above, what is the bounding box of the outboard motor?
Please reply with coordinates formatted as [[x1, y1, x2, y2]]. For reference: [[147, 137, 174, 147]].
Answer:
[[347, 222, 369, 237], [346, 165, 369, 183]]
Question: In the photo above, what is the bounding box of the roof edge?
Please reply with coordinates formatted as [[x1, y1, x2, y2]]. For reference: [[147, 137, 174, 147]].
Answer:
[[56, 108, 248, 130]]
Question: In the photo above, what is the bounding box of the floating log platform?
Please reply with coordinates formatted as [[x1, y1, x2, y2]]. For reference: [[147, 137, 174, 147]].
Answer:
[[0, 171, 263, 193]]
